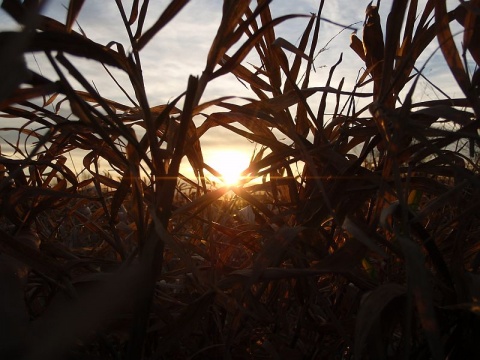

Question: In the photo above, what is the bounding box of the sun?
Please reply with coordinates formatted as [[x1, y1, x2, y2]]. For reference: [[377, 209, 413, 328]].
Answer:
[[208, 149, 250, 186]]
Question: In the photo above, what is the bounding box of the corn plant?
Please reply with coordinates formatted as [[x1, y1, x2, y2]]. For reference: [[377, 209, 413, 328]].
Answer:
[[0, 0, 479, 359]]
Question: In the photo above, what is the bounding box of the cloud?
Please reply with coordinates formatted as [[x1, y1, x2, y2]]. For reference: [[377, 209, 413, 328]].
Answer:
[[76, 1, 224, 103], [0, 0, 474, 178]]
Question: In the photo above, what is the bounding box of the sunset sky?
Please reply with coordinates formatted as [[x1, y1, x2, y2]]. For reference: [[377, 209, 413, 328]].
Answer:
[[0, 0, 465, 183]]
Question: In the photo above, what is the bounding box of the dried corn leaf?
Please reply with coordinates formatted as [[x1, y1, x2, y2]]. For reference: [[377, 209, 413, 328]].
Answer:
[[354, 283, 406, 360], [200, 112, 277, 141], [26, 264, 145, 359], [0, 228, 66, 279], [222, 54, 274, 92], [380, 0, 408, 99], [435, 2, 471, 94], [350, 32, 366, 61], [205, 0, 252, 74], [363, 3, 384, 98], [459, 0, 480, 64], [283, 13, 315, 94], [0, 83, 60, 110], [65, 0, 85, 33], [273, 37, 312, 63], [343, 216, 388, 258], [214, 14, 309, 79], [128, 0, 140, 25], [0, 31, 129, 70], [136, 0, 189, 50], [397, 235, 444, 360]]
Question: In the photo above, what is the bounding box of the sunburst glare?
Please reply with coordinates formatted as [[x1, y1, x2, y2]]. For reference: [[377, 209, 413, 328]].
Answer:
[[208, 149, 251, 185]]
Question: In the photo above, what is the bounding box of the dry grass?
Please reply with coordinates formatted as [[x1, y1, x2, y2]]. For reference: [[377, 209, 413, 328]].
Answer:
[[0, 0, 480, 359]]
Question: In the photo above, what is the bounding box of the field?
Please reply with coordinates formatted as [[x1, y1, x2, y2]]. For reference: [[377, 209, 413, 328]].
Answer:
[[1, 0, 480, 359]]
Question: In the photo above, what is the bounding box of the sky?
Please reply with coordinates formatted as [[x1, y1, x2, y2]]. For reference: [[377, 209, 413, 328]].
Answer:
[[0, 0, 467, 183]]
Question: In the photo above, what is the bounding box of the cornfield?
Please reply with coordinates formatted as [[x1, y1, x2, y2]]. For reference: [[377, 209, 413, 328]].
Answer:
[[0, 0, 479, 359]]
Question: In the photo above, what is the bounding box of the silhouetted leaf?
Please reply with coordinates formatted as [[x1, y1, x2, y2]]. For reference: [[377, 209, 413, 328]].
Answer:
[[0, 31, 130, 69], [398, 235, 444, 360], [66, 0, 85, 32], [436, 1, 471, 94], [354, 283, 406, 360], [136, 0, 189, 50]]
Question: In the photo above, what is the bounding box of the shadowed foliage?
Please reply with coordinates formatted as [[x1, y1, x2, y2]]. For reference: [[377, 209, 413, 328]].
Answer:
[[0, 0, 479, 359]]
